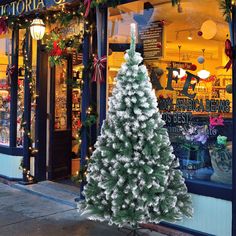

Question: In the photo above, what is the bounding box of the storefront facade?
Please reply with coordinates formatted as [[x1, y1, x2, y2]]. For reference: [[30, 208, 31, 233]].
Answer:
[[0, 0, 96, 182], [0, 0, 235, 235]]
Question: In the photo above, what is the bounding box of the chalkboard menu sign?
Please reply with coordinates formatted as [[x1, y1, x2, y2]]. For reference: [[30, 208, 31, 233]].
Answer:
[[140, 21, 163, 60]]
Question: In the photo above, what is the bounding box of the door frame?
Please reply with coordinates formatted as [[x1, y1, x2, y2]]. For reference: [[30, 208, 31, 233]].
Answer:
[[34, 44, 48, 181], [47, 55, 73, 180]]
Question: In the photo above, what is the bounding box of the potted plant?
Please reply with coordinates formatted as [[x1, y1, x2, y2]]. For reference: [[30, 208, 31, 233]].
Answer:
[[179, 124, 210, 179], [71, 152, 80, 176], [209, 135, 232, 184]]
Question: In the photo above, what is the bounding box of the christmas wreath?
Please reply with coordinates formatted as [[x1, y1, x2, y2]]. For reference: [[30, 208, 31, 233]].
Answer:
[[46, 32, 66, 67]]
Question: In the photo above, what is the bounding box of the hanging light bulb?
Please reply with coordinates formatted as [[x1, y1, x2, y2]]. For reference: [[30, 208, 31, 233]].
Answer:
[[173, 45, 186, 79], [197, 70, 210, 79], [187, 31, 193, 40], [197, 49, 210, 79], [30, 17, 46, 40]]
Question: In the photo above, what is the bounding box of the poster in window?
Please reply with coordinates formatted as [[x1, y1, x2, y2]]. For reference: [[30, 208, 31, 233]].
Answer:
[[139, 21, 163, 60]]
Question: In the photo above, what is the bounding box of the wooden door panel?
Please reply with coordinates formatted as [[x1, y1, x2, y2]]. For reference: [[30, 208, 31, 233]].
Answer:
[[48, 56, 72, 180]]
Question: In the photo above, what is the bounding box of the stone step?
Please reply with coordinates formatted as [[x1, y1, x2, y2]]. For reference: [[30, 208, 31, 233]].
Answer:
[[13, 181, 80, 208], [38, 180, 80, 196]]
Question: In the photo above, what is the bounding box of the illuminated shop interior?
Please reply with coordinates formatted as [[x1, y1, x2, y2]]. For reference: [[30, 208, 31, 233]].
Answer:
[[108, 0, 232, 184]]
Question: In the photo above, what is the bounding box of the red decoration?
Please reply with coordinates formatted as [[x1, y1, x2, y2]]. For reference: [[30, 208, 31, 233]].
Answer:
[[0, 84, 8, 89], [0, 17, 8, 35], [77, 120, 82, 129], [203, 75, 216, 82], [92, 55, 107, 83], [5, 95, 10, 102], [160, 20, 165, 27], [190, 64, 197, 71], [84, 0, 92, 17], [50, 40, 63, 57], [180, 74, 188, 81], [198, 31, 203, 36], [157, 42, 162, 49], [224, 39, 233, 71], [6, 65, 16, 85], [210, 115, 224, 127]]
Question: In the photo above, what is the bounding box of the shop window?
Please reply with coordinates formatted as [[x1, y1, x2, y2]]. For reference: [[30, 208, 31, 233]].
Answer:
[[108, 1, 232, 188], [0, 31, 12, 146]]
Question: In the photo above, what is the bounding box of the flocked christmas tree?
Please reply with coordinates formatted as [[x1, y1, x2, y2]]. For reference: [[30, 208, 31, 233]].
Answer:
[[80, 24, 193, 233]]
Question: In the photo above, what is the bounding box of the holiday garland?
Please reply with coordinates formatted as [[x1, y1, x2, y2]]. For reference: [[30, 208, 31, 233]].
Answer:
[[20, 32, 38, 183], [45, 29, 85, 67], [45, 32, 67, 67]]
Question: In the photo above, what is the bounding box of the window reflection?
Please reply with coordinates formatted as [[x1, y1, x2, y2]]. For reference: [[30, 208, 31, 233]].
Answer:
[[0, 32, 12, 146], [108, 0, 232, 185]]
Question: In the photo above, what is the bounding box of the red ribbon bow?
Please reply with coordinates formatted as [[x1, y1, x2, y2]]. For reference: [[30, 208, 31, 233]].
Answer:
[[224, 39, 233, 71], [210, 115, 224, 127], [0, 17, 8, 35], [50, 40, 63, 56], [84, 0, 92, 17], [6, 64, 16, 85], [92, 55, 107, 83]]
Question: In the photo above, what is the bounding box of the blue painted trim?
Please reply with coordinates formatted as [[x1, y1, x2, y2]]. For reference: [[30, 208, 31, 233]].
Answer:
[[0, 146, 23, 156], [10, 27, 19, 147], [81, 33, 90, 164], [0, 174, 22, 181], [99, 7, 108, 133], [186, 179, 232, 201], [34, 43, 47, 181], [80, 31, 91, 199], [159, 222, 215, 236], [232, 5, 236, 236], [23, 29, 32, 182]]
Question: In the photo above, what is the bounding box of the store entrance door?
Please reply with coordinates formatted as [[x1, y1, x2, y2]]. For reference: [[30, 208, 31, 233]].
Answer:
[[47, 57, 73, 180]]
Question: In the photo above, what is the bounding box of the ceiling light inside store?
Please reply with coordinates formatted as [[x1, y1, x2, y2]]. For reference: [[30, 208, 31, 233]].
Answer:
[[188, 32, 193, 40], [197, 49, 210, 79], [30, 18, 46, 40], [197, 70, 210, 79]]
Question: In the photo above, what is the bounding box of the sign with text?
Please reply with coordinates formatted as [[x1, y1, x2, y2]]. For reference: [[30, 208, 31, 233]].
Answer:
[[0, 0, 72, 16], [158, 98, 231, 113], [168, 61, 193, 70], [59, 19, 84, 39], [140, 21, 163, 60]]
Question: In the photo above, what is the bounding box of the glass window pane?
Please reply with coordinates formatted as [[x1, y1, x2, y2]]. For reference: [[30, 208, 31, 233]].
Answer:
[[55, 60, 68, 130], [108, 0, 232, 186], [0, 31, 12, 146], [17, 29, 26, 147]]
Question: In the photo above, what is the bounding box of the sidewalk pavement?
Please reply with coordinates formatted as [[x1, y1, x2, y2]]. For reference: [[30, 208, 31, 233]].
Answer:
[[0, 182, 168, 236]]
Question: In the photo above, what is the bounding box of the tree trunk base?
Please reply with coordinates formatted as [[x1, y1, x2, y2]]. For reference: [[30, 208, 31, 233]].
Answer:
[[119, 227, 146, 236]]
